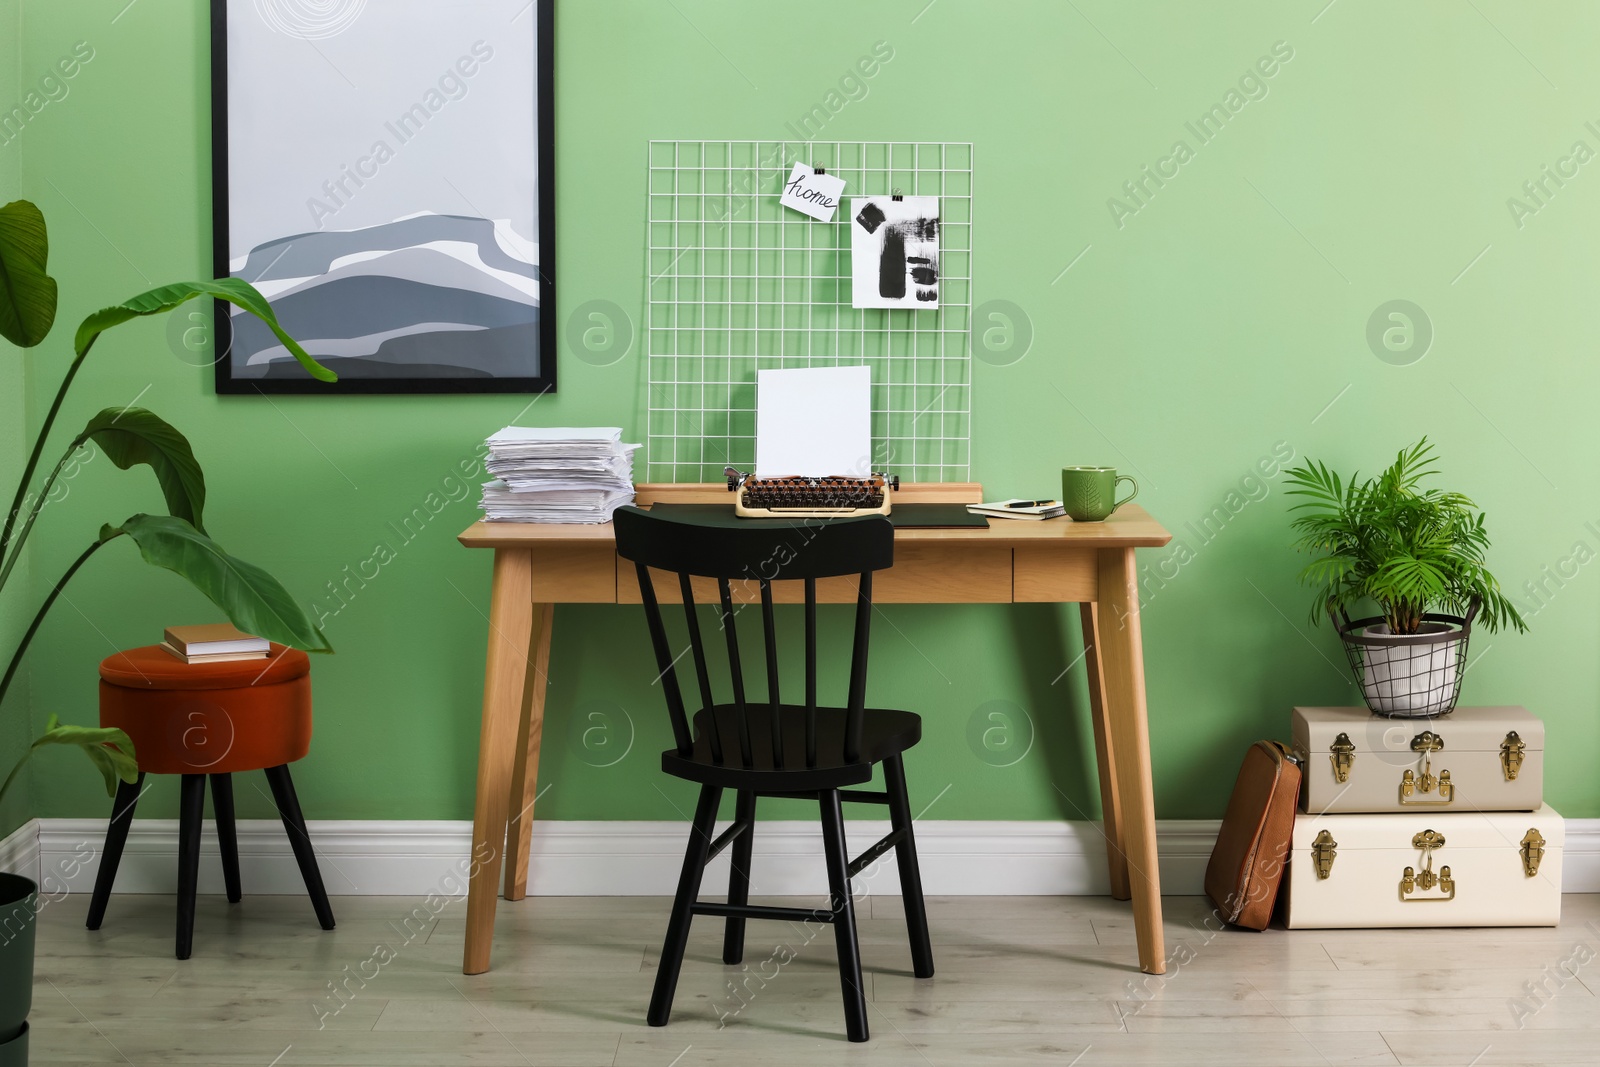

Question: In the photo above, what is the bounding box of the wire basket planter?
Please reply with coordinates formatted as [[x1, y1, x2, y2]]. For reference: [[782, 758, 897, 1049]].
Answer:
[[1330, 600, 1478, 718]]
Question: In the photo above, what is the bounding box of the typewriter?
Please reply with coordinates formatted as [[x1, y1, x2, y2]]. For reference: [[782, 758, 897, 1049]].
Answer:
[[726, 467, 899, 518]]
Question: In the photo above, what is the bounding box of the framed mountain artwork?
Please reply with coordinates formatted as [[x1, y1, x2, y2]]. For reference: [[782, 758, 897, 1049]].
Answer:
[[209, 0, 555, 394]]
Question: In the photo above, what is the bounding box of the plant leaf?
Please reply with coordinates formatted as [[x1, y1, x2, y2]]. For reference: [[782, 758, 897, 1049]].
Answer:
[[73, 278, 337, 382], [108, 513, 333, 651], [0, 199, 59, 347], [34, 713, 139, 796], [83, 407, 208, 533]]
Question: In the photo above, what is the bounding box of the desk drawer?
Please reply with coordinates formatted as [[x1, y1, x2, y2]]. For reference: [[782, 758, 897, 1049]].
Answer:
[[1013, 546, 1097, 602], [617, 544, 1012, 605], [529, 545, 618, 603], [875, 544, 1011, 602]]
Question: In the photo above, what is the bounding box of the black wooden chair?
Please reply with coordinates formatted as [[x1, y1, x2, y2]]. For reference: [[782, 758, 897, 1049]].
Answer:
[[613, 506, 934, 1043]]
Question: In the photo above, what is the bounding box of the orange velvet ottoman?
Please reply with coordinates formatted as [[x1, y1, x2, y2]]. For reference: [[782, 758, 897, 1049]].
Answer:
[[90, 645, 335, 959]]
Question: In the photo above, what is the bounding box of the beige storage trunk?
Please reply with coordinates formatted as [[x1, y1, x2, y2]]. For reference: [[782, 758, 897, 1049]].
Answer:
[[1292, 706, 1544, 814], [1287, 806, 1563, 928]]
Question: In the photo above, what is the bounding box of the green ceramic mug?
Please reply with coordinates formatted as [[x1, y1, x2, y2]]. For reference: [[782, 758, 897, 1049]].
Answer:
[[1061, 466, 1138, 522]]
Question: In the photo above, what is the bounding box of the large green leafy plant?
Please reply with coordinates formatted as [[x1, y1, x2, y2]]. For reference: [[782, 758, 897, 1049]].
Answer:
[[0, 199, 336, 806], [1284, 438, 1526, 636]]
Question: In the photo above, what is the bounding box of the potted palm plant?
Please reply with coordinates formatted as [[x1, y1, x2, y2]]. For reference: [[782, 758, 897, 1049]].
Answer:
[[0, 198, 335, 1065], [1284, 438, 1525, 718]]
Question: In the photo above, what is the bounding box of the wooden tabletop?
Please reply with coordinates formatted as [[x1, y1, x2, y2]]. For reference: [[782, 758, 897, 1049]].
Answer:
[[459, 484, 1172, 550]]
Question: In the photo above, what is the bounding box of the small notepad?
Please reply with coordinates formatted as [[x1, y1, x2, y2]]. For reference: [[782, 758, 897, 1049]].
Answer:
[[966, 499, 1066, 521]]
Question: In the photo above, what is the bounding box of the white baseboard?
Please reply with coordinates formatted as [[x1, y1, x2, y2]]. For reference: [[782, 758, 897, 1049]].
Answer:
[[0, 820, 40, 884], [13, 817, 1600, 898]]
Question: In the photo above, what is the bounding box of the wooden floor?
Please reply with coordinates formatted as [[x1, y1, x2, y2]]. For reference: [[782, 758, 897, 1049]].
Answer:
[[26, 890, 1600, 1065]]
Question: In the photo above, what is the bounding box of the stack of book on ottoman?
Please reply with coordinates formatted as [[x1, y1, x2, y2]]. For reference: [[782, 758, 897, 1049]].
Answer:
[[159, 623, 271, 664], [1287, 706, 1561, 927]]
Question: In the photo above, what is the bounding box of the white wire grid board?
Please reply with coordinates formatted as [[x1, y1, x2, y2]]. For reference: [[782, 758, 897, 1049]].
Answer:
[[645, 140, 974, 483]]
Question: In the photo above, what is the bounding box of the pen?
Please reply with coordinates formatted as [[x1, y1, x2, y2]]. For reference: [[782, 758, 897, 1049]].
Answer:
[[1006, 499, 1058, 508]]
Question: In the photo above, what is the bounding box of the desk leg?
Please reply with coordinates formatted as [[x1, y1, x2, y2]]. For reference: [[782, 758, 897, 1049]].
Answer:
[[504, 602, 555, 900], [463, 548, 534, 975], [1095, 547, 1166, 975], [1080, 602, 1130, 902]]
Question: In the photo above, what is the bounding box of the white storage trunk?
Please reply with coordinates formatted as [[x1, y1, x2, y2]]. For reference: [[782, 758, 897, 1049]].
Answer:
[[1287, 806, 1563, 928], [1292, 706, 1544, 814]]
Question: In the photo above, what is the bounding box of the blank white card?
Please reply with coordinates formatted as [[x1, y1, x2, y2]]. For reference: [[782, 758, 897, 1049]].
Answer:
[[755, 366, 872, 478]]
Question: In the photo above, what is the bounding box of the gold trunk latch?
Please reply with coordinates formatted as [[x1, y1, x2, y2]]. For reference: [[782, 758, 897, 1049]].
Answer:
[[1400, 731, 1453, 805], [1400, 828, 1455, 902], [1411, 730, 1444, 755], [1311, 830, 1337, 880], [1329, 733, 1355, 783], [1521, 828, 1546, 877], [1501, 731, 1527, 781]]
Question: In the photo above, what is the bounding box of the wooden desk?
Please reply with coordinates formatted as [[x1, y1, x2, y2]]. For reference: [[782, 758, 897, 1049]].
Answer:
[[457, 484, 1173, 975]]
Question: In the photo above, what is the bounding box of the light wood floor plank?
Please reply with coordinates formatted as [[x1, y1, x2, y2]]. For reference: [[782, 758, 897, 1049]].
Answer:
[[1380, 1028, 1600, 1064], [29, 893, 1596, 1065], [1256, 967, 1596, 1001], [1264, 995, 1600, 1033]]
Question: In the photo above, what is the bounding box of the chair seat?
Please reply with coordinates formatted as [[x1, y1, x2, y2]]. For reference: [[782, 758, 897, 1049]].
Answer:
[[662, 704, 922, 791]]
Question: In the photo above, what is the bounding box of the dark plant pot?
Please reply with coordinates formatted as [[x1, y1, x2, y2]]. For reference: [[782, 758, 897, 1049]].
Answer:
[[0, 1025, 25, 1067], [1331, 602, 1477, 718], [0, 873, 36, 1066]]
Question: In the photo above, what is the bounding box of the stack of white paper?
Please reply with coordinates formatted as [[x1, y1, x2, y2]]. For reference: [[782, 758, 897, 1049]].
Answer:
[[480, 426, 641, 523]]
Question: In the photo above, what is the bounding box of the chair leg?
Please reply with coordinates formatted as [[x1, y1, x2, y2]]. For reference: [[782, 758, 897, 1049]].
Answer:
[[722, 790, 757, 965], [209, 774, 242, 904], [176, 774, 206, 959], [818, 788, 869, 1043], [85, 772, 144, 931], [263, 765, 335, 930], [884, 754, 934, 978], [648, 783, 722, 1028]]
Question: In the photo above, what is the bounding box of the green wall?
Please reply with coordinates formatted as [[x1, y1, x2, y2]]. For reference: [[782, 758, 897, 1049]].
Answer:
[[8, 0, 1599, 827], [0, 0, 34, 837]]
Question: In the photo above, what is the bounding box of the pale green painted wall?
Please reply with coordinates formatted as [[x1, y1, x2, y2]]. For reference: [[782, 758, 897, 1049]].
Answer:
[[0, 0, 35, 837], [10, 1, 1600, 828]]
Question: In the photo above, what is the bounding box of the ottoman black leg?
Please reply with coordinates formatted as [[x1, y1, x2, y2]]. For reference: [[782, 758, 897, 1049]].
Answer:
[[176, 774, 206, 959], [264, 765, 335, 930], [209, 774, 242, 904], [86, 772, 145, 931]]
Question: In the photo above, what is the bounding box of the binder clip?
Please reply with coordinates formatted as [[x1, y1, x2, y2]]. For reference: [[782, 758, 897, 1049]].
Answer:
[[891, 186, 903, 202]]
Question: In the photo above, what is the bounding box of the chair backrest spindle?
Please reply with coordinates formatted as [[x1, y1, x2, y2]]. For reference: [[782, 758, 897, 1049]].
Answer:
[[804, 576, 818, 768], [674, 573, 723, 765], [844, 571, 873, 764], [759, 579, 784, 767], [634, 561, 694, 757], [679, 573, 715, 712], [717, 578, 756, 766]]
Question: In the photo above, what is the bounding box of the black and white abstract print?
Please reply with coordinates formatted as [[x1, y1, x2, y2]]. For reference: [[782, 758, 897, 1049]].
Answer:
[[850, 196, 939, 309]]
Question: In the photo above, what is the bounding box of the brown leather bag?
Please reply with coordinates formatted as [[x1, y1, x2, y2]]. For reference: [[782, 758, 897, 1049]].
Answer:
[[1204, 740, 1301, 931]]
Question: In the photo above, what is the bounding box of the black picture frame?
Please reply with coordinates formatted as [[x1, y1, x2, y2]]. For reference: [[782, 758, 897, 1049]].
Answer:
[[208, 0, 557, 395]]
